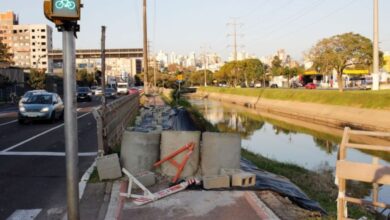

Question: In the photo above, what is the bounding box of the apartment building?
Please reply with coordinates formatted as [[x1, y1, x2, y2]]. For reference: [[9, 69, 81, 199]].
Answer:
[[0, 11, 53, 72]]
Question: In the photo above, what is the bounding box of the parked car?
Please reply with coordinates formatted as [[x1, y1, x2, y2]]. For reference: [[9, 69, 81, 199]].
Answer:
[[270, 84, 278, 88], [305, 83, 316, 89], [19, 90, 47, 106], [18, 92, 64, 124], [77, 87, 92, 102], [94, 87, 103, 96], [254, 83, 262, 88], [105, 88, 117, 99], [90, 86, 98, 95]]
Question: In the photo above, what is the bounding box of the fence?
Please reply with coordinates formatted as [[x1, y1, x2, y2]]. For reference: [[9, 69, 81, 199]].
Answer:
[[336, 127, 390, 220], [92, 94, 139, 154]]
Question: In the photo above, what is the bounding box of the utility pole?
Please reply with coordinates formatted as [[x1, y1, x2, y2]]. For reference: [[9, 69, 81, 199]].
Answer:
[[101, 26, 106, 109], [143, 0, 149, 94], [227, 18, 244, 87], [372, 0, 379, 91], [201, 45, 210, 87]]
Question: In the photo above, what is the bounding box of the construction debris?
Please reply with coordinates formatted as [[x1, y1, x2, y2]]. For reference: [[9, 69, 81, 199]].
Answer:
[[203, 175, 230, 189], [96, 154, 122, 181]]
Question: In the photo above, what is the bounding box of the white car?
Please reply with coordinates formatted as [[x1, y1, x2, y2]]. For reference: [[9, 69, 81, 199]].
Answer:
[[117, 82, 129, 95], [19, 90, 47, 106], [94, 87, 103, 96]]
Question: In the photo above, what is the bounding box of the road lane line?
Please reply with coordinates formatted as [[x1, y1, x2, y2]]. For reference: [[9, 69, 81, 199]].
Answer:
[[1, 112, 91, 152], [0, 151, 97, 156], [79, 160, 97, 199], [6, 209, 41, 220], [0, 120, 17, 127]]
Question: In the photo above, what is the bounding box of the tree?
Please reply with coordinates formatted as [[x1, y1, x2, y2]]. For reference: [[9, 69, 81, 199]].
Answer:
[[308, 32, 381, 92], [271, 56, 283, 76], [0, 39, 13, 64], [28, 69, 46, 89], [76, 69, 94, 86]]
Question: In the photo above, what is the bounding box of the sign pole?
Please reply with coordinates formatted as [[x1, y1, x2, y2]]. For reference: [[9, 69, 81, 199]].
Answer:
[[62, 23, 79, 220]]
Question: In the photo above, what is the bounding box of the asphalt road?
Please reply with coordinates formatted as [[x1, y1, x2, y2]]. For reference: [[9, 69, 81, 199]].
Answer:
[[0, 97, 102, 219]]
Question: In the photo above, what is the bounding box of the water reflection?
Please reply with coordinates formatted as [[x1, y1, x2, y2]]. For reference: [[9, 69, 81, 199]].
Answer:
[[188, 96, 390, 210]]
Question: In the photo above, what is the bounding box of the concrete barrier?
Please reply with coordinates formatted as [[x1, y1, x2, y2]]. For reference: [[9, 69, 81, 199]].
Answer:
[[160, 131, 201, 178], [120, 131, 161, 174], [201, 132, 241, 176]]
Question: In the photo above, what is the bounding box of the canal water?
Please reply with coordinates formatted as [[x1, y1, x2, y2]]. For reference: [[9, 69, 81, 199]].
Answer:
[[187, 97, 390, 207]]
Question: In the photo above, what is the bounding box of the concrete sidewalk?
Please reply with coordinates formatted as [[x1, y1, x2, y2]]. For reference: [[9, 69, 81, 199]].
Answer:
[[104, 181, 279, 220]]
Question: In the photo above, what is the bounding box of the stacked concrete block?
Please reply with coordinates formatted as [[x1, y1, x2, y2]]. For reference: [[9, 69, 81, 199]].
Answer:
[[232, 172, 256, 187], [132, 171, 156, 189], [96, 154, 122, 181], [201, 132, 241, 176], [203, 175, 230, 189], [121, 131, 161, 174], [160, 131, 201, 178]]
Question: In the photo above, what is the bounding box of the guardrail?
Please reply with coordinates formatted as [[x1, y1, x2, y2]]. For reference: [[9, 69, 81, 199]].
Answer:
[[336, 127, 390, 220], [92, 94, 139, 154]]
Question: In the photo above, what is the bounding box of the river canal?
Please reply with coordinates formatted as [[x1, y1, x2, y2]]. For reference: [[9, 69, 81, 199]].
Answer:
[[187, 96, 390, 207]]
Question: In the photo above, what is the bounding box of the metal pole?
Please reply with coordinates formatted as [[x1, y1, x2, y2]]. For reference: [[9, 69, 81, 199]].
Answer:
[[143, 0, 149, 94], [372, 0, 380, 90], [63, 29, 79, 220], [101, 26, 106, 107]]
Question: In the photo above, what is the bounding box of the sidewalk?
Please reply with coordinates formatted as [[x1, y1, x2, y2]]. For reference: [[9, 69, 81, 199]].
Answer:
[[104, 181, 280, 220]]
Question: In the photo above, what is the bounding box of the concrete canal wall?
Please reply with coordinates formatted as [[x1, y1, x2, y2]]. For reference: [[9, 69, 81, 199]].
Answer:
[[191, 91, 390, 132]]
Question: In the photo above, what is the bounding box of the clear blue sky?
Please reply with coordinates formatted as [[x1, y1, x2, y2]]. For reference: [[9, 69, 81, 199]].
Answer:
[[1, 0, 389, 61]]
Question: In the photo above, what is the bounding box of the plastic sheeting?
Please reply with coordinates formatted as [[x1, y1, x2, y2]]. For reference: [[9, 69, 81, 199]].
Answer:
[[240, 158, 327, 215], [170, 107, 198, 131]]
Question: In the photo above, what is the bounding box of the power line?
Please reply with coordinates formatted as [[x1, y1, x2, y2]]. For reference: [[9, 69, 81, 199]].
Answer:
[[227, 17, 245, 86]]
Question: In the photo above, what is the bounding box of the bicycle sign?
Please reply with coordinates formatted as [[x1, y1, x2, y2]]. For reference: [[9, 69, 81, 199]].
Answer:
[[55, 0, 76, 10]]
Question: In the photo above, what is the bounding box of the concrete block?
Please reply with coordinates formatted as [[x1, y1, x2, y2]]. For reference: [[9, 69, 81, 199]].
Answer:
[[201, 132, 241, 176], [203, 175, 230, 189], [121, 131, 161, 174], [160, 131, 201, 178], [220, 168, 243, 176], [232, 172, 256, 187], [96, 154, 122, 180], [132, 171, 156, 189]]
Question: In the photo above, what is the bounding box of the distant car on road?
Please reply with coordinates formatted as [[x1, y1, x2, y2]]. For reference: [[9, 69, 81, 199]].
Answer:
[[90, 86, 98, 95], [117, 82, 129, 95], [254, 83, 262, 88], [18, 92, 64, 124], [270, 84, 278, 88], [129, 87, 139, 95], [105, 88, 117, 99], [19, 90, 47, 106], [77, 87, 92, 102], [305, 83, 316, 89], [94, 87, 103, 96]]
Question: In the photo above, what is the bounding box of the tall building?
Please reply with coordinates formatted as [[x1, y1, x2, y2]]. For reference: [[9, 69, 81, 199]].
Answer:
[[0, 11, 53, 72]]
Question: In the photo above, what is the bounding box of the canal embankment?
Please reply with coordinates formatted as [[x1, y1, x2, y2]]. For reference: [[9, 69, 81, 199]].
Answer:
[[193, 87, 390, 132]]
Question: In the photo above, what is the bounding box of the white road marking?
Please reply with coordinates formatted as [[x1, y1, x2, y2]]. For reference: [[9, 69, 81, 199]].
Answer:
[[0, 151, 97, 157], [79, 160, 97, 199], [0, 120, 17, 127], [6, 209, 42, 220], [1, 112, 91, 153]]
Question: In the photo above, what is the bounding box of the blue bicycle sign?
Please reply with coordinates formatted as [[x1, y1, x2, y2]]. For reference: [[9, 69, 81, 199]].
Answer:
[[55, 0, 76, 10]]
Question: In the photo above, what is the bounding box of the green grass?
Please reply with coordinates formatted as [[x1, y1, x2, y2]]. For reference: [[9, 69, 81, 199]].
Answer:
[[198, 87, 390, 110]]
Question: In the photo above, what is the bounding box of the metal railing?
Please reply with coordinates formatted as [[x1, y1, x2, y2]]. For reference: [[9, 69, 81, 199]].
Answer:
[[92, 94, 139, 154], [336, 127, 390, 220]]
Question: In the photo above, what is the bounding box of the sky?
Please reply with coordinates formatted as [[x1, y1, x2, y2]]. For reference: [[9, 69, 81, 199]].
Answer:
[[1, 0, 390, 61]]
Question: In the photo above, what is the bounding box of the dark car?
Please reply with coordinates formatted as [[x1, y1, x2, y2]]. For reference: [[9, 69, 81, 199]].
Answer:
[[77, 87, 92, 102], [105, 88, 117, 99], [18, 92, 64, 124], [305, 83, 316, 89], [270, 84, 279, 88]]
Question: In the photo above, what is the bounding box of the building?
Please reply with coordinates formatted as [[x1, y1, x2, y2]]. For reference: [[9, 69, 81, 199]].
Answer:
[[0, 11, 53, 72], [49, 48, 143, 80]]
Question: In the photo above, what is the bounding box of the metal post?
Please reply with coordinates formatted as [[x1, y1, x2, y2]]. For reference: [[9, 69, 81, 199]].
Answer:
[[101, 26, 106, 108], [63, 29, 79, 220], [372, 0, 379, 91], [143, 0, 149, 94]]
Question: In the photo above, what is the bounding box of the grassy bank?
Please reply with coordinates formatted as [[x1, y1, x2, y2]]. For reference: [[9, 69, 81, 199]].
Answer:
[[198, 86, 390, 110], [175, 95, 375, 219]]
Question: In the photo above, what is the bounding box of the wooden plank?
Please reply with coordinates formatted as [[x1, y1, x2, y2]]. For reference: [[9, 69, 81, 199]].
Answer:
[[346, 143, 390, 152], [344, 196, 390, 209], [348, 130, 390, 137], [338, 127, 350, 160], [336, 161, 390, 185]]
